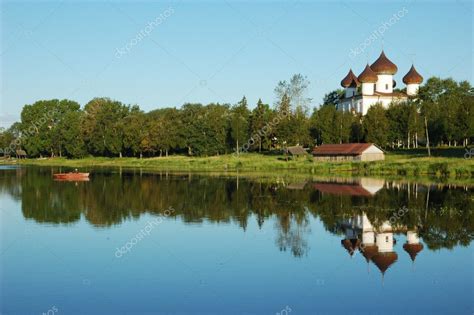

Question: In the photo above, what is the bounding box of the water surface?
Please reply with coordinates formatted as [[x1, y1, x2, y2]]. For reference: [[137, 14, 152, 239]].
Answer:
[[0, 167, 472, 314]]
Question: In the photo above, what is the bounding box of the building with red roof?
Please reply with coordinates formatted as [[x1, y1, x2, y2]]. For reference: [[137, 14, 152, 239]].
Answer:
[[312, 143, 384, 161]]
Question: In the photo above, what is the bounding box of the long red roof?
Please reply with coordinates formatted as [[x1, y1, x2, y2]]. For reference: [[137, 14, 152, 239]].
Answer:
[[312, 143, 374, 156]]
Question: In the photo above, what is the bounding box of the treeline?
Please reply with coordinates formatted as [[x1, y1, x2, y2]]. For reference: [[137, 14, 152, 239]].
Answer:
[[0, 75, 472, 158]]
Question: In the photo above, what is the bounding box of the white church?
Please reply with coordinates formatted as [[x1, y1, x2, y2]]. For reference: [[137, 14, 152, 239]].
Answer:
[[338, 51, 423, 115]]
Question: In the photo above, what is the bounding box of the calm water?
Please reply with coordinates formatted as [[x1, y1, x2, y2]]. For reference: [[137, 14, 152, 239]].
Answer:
[[0, 166, 473, 315]]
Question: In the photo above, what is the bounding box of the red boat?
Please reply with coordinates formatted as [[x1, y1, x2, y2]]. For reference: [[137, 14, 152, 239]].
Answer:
[[53, 172, 90, 181]]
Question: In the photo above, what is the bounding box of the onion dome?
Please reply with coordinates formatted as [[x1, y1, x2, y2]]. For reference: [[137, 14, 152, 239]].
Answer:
[[360, 244, 379, 262], [403, 65, 424, 84], [341, 239, 361, 256], [403, 243, 424, 261], [371, 51, 398, 75], [372, 252, 398, 274], [358, 64, 378, 83], [341, 69, 360, 88]]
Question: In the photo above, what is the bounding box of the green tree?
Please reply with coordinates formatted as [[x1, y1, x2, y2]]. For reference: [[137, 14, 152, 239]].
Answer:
[[456, 81, 474, 146], [19, 99, 81, 157], [363, 103, 389, 147], [322, 89, 344, 106], [82, 98, 130, 157], [250, 99, 272, 152], [57, 110, 87, 158], [123, 109, 146, 157], [230, 97, 250, 155]]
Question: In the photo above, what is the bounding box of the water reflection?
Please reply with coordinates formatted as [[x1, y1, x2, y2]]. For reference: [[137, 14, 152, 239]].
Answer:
[[339, 212, 424, 281], [0, 167, 472, 257]]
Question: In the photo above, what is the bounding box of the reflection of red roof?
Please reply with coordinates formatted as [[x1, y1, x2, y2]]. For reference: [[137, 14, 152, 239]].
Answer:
[[341, 239, 361, 256], [372, 252, 398, 274], [360, 245, 379, 262], [312, 143, 375, 156], [403, 243, 424, 261], [313, 183, 373, 196]]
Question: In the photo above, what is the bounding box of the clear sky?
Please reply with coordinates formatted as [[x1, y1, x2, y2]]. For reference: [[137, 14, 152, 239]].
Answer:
[[1, 0, 472, 127]]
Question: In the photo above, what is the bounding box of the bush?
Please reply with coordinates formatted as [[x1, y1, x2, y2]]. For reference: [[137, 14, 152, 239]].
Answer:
[[429, 162, 450, 177]]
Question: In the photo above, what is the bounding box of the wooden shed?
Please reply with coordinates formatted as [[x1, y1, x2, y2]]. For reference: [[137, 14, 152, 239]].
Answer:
[[16, 149, 27, 159], [312, 143, 384, 161], [285, 145, 307, 161]]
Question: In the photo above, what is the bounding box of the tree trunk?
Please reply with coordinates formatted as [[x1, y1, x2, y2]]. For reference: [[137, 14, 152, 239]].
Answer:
[[140, 152, 143, 159], [407, 131, 410, 149], [165, 149, 168, 157], [424, 116, 431, 157], [119, 152, 122, 158], [236, 139, 239, 156]]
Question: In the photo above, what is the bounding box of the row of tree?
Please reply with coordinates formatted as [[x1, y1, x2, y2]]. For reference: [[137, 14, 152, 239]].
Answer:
[[0, 75, 472, 158]]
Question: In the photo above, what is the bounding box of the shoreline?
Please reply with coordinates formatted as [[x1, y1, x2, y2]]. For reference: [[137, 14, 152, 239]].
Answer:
[[3, 152, 473, 184]]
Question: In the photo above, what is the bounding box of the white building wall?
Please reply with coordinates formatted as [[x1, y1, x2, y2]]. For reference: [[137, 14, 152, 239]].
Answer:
[[375, 74, 393, 93], [362, 231, 375, 245], [407, 231, 420, 244], [339, 95, 407, 115], [406, 84, 419, 96], [361, 83, 374, 95], [345, 87, 357, 98], [376, 232, 394, 253]]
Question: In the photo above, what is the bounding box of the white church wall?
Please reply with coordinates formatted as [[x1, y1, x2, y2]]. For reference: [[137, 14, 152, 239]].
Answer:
[[407, 231, 420, 244], [361, 83, 374, 95], [375, 74, 393, 93], [362, 231, 375, 245], [406, 84, 419, 96], [376, 232, 394, 253]]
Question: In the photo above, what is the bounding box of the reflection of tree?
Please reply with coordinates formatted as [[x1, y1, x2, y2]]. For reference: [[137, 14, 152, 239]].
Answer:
[[275, 211, 310, 257], [0, 168, 472, 255]]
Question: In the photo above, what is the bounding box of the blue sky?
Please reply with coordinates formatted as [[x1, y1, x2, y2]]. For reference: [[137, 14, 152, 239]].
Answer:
[[1, 0, 472, 127]]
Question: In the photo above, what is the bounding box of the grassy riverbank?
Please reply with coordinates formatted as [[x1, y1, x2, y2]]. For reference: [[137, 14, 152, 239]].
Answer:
[[6, 148, 474, 180]]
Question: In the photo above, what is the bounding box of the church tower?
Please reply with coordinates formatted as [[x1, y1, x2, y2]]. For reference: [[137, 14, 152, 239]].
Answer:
[[403, 65, 424, 96], [371, 51, 398, 93]]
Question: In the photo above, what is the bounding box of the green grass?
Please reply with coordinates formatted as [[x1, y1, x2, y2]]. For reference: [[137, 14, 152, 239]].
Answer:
[[4, 148, 474, 182]]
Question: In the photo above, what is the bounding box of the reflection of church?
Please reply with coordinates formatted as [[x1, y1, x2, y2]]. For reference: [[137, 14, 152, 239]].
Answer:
[[339, 213, 423, 281]]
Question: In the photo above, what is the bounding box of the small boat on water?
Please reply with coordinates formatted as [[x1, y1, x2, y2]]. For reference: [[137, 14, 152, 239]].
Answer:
[[53, 172, 90, 181]]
